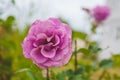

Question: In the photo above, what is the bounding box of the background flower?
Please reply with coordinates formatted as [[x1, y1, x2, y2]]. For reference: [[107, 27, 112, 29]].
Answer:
[[91, 5, 110, 23], [22, 18, 72, 69]]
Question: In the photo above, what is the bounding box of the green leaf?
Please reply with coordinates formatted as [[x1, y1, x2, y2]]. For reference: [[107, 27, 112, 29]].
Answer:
[[15, 68, 30, 73], [57, 71, 66, 80], [15, 68, 39, 80], [26, 71, 37, 80], [72, 30, 87, 40], [113, 74, 120, 80], [0, 19, 4, 26], [112, 54, 120, 67], [5, 16, 15, 28], [36, 72, 45, 80], [30, 65, 41, 72], [92, 61, 98, 70], [78, 48, 90, 54], [91, 25, 96, 33], [11, 0, 15, 4], [88, 43, 102, 54], [74, 67, 83, 75], [66, 69, 74, 77], [50, 69, 57, 80], [59, 17, 69, 24], [99, 59, 114, 69], [104, 72, 111, 80], [70, 75, 84, 80], [0, 39, 15, 50], [6, 16, 15, 22]]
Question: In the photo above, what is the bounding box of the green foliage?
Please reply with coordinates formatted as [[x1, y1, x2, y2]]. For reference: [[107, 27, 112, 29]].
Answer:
[[99, 59, 114, 69], [104, 72, 111, 80], [88, 42, 102, 54], [91, 23, 97, 33], [73, 42, 102, 55], [66, 69, 74, 77], [11, 0, 15, 4], [112, 54, 120, 67], [0, 19, 4, 25], [56, 71, 67, 80], [26, 71, 37, 80], [59, 17, 69, 25], [0, 16, 15, 33], [70, 75, 85, 80], [0, 16, 16, 80], [15, 68, 31, 73], [113, 74, 120, 80], [6, 16, 15, 27], [77, 48, 90, 54], [72, 30, 87, 40], [50, 70, 57, 80]]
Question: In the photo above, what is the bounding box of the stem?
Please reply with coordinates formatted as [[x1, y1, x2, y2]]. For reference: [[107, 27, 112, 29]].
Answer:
[[46, 68, 50, 80], [74, 40, 78, 71], [0, 52, 2, 64], [98, 70, 106, 80]]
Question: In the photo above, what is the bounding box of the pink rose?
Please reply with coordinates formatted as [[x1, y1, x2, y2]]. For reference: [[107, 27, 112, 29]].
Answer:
[[91, 5, 110, 23], [22, 18, 72, 69]]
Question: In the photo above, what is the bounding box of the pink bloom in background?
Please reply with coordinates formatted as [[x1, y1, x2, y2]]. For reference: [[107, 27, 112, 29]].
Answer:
[[91, 5, 110, 23], [22, 18, 72, 69]]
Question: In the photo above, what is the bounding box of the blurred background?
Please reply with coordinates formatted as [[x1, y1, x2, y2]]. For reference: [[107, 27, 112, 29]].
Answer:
[[0, 0, 120, 80], [1, 0, 120, 59]]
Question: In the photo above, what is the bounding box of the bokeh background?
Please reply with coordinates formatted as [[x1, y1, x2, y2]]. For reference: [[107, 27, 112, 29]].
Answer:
[[1, 0, 120, 59]]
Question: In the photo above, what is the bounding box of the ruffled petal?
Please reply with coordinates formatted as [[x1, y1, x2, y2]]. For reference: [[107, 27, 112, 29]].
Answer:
[[48, 18, 61, 26], [41, 43, 56, 58], [36, 33, 47, 40], [53, 35, 60, 46], [28, 20, 56, 36], [22, 36, 35, 58], [30, 48, 47, 63], [33, 33, 47, 47], [35, 63, 48, 69], [62, 44, 72, 65], [51, 47, 69, 61], [47, 33, 54, 42]]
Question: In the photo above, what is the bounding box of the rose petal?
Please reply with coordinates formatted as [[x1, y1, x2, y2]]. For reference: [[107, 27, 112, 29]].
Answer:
[[59, 24, 72, 49], [47, 33, 54, 42], [36, 33, 47, 40], [48, 18, 61, 26], [51, 46, 69, 61], [28, 20, 55, 36], [62, 44, 72, 65], [42, 60, 53, 68], [52, 44, 72, 67], [54, 27, 65, 38], [22, 36, 35, 58], [33, 39, 47, 47], [59, 37, 69, 49], [30, 48, 47, 63], [35, 63, 48, 69], [41, 43, 56, 58], [53, 35, 60, 46], [33, 33, 48, 47], [63, 24, 72, 38]]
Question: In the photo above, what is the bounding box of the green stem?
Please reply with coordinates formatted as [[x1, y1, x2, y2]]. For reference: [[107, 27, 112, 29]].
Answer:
[[74, 40, 78, 71], [46, 68, 50, 80], [0, 52, 2, 64]]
